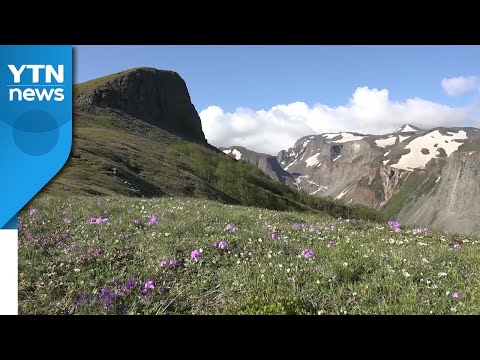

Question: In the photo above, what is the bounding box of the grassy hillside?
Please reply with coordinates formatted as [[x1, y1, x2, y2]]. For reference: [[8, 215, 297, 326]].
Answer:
[[19, 195, 480, 314], [44, 107, 383, 222]]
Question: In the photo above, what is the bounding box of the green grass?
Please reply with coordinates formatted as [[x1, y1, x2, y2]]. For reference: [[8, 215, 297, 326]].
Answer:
[[19, 195, 480, 315]]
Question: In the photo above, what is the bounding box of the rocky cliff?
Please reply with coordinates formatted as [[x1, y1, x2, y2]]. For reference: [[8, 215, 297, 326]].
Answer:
[[75, 67, 207, 144], [220, 146, 295, 185]]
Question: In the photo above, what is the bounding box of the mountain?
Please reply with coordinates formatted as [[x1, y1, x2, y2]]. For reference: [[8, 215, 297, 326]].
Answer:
[[231, 127, 480, 234], [220, 146, 295, 185], [42, 67, 381, 222], [75, 67, 207, 144]]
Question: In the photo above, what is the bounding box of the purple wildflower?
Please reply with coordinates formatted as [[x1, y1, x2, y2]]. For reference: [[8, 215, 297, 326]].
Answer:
[[29, 208, 38, 216], [144, 280, 156, 291], [213, 241, 220, 247], [169, 259, 180, 266], [75, 293, 90, 308], [451, 291, 461, 299], [388, 220, 401, 233], [301, 248, 314, 258], [88, 217, 108, 225], [133, 219, 141, 225], [160, 260, 169, 267], [224, 223, 239, 233], [63, 218, 71, 224], [266, 231, 283, 241], [146, 214, 159, 226], [125, 279, 137, 290], [87, 247, 103, 256], [218, 240, 229, 250], [96, 286, 116, 309], [453, 243, 462, 249], [191, 249, 202, 260], [327, 240, 335, 248], [292, 223, 304, 230]]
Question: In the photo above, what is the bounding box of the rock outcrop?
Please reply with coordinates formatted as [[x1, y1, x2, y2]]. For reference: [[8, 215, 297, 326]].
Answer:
[[75, 67, 207, 144]]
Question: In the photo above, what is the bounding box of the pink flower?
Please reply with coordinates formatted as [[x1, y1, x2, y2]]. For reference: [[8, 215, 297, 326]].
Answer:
[[191, 249, 202, 260], [302, 248, 314, 258]]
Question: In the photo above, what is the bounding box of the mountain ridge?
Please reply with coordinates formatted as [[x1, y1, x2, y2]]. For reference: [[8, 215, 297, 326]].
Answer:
[[223, 125, 480, 234]]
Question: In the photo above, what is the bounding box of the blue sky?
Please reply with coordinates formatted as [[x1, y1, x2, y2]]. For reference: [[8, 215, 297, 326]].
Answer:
[[75, 46, 480, 154]]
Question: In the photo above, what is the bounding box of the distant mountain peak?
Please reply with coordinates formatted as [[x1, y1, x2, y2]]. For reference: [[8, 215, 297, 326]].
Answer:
[[393, 124, 421, 133]]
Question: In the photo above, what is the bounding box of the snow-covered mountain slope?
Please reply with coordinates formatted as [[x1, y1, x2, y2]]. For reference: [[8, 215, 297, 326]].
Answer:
[[224, 125, 480, 234]]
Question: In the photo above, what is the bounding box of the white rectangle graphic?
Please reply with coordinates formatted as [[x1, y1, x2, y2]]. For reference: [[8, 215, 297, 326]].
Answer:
[[0, 230, 18, 315]]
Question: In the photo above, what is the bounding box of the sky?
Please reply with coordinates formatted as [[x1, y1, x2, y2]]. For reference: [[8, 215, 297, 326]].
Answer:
[[75, 45, 480, 154]]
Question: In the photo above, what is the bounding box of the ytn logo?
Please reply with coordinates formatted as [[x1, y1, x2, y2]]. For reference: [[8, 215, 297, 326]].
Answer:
[[7, 65, 64, 102]]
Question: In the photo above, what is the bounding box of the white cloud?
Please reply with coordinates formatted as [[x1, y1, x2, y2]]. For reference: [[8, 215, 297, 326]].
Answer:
[[200, 87, 473, 155], [441, 76, 478, 96]]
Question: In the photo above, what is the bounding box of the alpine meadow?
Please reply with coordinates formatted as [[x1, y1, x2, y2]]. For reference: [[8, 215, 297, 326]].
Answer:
[[19, 54, 480, 315]]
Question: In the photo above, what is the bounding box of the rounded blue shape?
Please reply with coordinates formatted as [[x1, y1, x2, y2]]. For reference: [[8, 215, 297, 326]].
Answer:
[[13, 110, 59, 156]]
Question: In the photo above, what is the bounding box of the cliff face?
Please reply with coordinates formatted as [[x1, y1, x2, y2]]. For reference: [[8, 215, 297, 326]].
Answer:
[[396, 151, 480, 234], [75, 68, 207, 144], [220, 146, 295, 185]]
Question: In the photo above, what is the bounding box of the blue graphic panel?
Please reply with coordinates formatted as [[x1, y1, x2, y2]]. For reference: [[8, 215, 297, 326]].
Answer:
[[0, 46, 72, 229]]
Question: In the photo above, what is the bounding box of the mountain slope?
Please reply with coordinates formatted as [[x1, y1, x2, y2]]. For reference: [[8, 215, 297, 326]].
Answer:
[[234, 127, 480, 234], [220, 146, 295, 185], [42, 68, 382, 222]]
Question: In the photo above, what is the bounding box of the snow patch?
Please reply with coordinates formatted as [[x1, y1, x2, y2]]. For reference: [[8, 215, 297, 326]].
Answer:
[[384, 150, 391, 157], [303, 139, 312, 148], [223, 149, 232, 155], [398, 135, 410, 143], [391, 130, 468, 171], [436, 176, 442, 184], [232, 149, 242, 160], [333, 155, 341, 162], [335, 188, 349, 200], [284, 159, 298, 171], [305, 153, 322, 167], [310, 185, 328, 195], [383, 160, 390, 165], [375, 137, 397, 148], [331, 132, 366, 143], [403, 125, 418, 132], [294, 175, 309, 186]]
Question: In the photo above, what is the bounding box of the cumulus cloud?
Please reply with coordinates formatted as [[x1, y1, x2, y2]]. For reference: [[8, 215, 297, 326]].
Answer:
[[441, 76, 478, 96], [200, 87, 473, 155]]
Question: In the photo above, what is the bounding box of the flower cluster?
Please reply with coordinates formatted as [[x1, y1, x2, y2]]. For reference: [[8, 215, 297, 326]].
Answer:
[[87, 247, 104, 256], [213, 240, 229, 250], [412, 227, 430, 235], [327, 240, 335, 248], [89, 217, 108, 225], [291, 223, 305, 230], [266, 230, 283, 241], [320, 225, 336, 231], [160, 259, 180, 267], [191, 249, 202, 260], [224, 224, 238, 233], [388, 220, 401, 233], [146, 214, 159, 226], [302, 248, 314, 258]]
